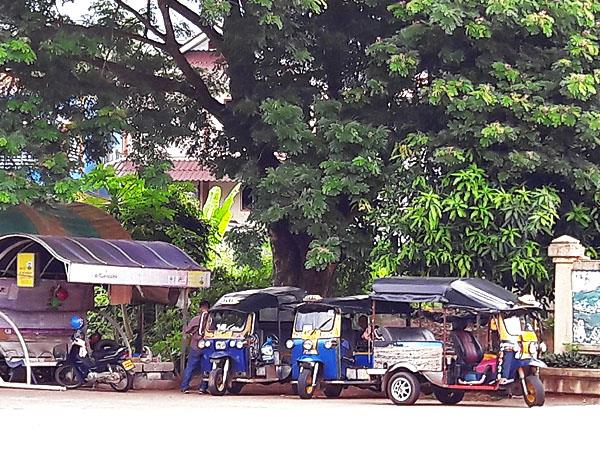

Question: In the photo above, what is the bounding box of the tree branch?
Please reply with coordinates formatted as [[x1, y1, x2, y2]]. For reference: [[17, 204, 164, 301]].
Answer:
[[84, 56, 194, 96], [156, 0, 229, 124], [165, 0, 223, 44], [57, 21, 166, 49], [114, 0, 165, 39]]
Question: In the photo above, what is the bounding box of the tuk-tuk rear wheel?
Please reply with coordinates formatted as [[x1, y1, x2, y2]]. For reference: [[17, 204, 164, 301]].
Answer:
[[433, 388, 465, 405], [523, 374, 545, 407], [208, 367, 227, 396], [323, 384, 343, 398], [387, 372, 420, 406], [298, 367, 315, 399], [228, 382, 244, 395]]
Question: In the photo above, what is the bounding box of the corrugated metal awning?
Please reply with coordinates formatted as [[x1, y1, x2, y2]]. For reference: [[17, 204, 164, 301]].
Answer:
[[0, 234, 210, 288]]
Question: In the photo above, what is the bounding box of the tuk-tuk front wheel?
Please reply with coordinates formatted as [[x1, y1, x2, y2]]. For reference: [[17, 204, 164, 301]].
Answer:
[[523, 374, 545, 407], [387, 372, 420, 406], [433, 387, 465, 405], [298, 367, 315, 399], [208, 367, 227, 396]]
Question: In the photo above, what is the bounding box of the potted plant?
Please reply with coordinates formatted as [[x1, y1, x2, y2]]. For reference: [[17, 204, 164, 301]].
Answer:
[[541, 346, 600, 395]]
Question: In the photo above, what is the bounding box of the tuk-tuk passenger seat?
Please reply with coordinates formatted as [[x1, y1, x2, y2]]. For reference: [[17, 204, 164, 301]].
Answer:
[[379, 327, 436, 342], [451, 330, 483, 367]]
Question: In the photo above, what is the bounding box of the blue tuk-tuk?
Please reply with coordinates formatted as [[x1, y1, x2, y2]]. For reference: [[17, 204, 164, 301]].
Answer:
[[200, 287, 304, 395], [289, 278, 547, 407]]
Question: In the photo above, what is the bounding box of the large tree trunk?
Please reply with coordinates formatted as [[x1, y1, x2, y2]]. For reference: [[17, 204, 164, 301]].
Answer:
[[269, 220, 337, 296]]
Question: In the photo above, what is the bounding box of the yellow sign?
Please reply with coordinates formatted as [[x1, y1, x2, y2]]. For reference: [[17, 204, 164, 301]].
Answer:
[[17, 253, 36, 287], [187, 270, 210, 288]]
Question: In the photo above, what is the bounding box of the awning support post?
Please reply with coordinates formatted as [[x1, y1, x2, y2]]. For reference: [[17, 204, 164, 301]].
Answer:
[[180, 288, 190, 376]]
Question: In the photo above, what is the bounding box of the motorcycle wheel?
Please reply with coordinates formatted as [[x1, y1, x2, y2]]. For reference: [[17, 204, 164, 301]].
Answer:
[[297, 367, 315, 399], [54, 364, 83, 389], [208, 367, 227, 396], [109, 363, 133, 392]]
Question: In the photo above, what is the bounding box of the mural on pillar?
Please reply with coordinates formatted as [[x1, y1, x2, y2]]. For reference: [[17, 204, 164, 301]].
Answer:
[[572, 271, 600, 345]]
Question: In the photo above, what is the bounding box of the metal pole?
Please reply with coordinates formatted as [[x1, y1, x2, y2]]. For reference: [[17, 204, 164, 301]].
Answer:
[[180, 288, 189, 376], [442, 308, 448, 384]]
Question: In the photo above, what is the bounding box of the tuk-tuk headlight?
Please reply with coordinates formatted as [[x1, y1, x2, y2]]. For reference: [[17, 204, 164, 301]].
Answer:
[[204, 340, 211, 347], [229, 340, 236, 348], [303, 340, 313, 350], [324, 340, 333, 349], [198, 340, 205, 349], [285, 339, 294, 349], [236, 341, 244, 349]]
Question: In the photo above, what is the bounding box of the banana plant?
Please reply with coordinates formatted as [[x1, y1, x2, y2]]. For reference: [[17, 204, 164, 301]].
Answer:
[[202, 183, 241, 238]]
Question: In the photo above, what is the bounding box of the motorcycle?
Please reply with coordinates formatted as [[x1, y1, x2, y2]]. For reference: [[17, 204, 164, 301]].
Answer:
[[54, 329, 135, 392]]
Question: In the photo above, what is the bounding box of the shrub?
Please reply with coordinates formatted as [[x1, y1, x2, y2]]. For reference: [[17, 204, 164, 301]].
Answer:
[[542, 351, 600, 369]]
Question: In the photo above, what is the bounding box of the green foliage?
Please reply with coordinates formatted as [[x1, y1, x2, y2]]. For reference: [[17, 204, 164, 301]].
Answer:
[[0, 33, 126, 208], [202, 184, 241, 239], [371, 165, 560, 293], [225, 224, 269, 269], [76, 165, 212, 265], [543, 351, 600, 369], [367, 0, 600, 296], [5, 0, 600, 295]]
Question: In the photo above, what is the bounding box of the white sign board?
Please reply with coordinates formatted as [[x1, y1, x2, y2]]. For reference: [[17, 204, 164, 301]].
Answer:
[[67, 263, 211, 288]]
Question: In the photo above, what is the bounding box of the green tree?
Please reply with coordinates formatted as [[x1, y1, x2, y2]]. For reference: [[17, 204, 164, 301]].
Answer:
[[369, 0, 600, 258], [1, 0, 400, 295], [371, 164, 560, 295], [77, 164, 211, 264], [0, 30, 130, 208]]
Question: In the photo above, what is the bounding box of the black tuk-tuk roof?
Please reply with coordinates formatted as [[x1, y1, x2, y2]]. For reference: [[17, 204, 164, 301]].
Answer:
[[372, 277, 517, 312], [299, 295, 413, 315], [213, 286, 305, 312], [297, 295, 372, 314]]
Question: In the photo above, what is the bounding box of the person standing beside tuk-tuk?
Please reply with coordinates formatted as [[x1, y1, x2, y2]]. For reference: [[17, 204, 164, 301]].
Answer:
[[181, 301, 210, 394]]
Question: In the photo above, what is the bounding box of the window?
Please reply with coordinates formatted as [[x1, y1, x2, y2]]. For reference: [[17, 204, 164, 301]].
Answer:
[[241, 186, 253, 210]]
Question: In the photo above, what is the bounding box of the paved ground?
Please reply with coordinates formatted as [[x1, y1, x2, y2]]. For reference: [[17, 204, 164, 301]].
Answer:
[[1, 385, 598, 448]]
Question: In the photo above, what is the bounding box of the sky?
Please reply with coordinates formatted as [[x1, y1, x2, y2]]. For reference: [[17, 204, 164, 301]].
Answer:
[[58, 0, 153, 21], [57, 0, 95, 21]]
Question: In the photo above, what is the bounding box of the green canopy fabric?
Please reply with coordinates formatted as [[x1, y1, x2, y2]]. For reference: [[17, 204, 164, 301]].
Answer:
[[0, 203, 130, 239]]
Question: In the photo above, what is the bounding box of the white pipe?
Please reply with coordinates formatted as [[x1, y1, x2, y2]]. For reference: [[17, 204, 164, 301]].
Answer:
[[0, 380, 65, 391], [0, 309, 32, 384]]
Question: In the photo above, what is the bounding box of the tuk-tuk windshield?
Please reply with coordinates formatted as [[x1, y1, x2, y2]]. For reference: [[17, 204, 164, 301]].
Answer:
[[207, 310, 249, 333], [295, 309, 336, 332]]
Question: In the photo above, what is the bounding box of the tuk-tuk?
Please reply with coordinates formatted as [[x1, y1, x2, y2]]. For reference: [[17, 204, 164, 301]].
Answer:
[[290, 278, 547, 407], [288, 295, 410, 399], [372, 277, 547, 406], [200, 287, 304, 395]]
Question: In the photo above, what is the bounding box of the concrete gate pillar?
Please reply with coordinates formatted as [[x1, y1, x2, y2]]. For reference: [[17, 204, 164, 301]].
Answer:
[[548, 235, 586, 353]]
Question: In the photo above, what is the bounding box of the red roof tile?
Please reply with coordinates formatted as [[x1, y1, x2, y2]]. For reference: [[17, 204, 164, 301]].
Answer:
[[185, 51, 224, 70], [113, 160, 227, 182]]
